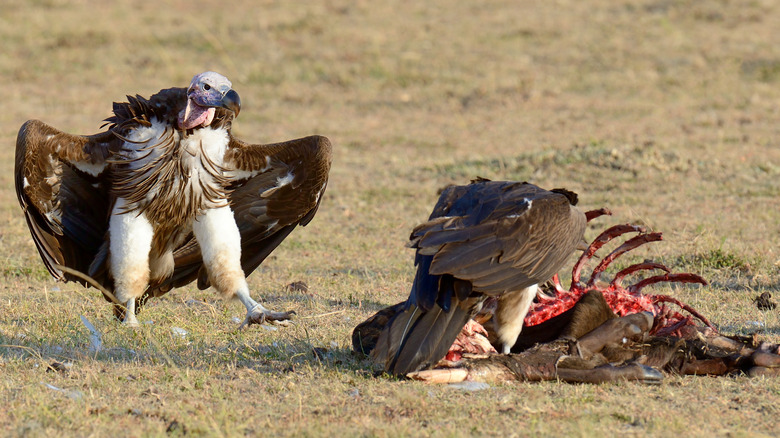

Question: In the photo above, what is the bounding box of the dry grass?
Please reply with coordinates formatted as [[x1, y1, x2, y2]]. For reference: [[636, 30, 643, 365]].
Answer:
[[2, 0, 780, 436]]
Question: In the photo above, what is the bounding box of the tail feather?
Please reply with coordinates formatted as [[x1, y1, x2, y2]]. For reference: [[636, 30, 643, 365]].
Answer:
[[371, 295, 482, 376]]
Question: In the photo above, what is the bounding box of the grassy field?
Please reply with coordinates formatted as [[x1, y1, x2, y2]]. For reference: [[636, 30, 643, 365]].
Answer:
[[2, 0, 780, 436]]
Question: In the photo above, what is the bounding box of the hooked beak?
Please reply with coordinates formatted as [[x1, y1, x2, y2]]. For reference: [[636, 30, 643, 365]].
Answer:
[[220, 89, 241, 116]]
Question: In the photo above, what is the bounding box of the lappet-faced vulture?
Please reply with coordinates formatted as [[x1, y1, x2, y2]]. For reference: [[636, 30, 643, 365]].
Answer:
[[16, 72, 332, 327], [371, 178, 586, 375]]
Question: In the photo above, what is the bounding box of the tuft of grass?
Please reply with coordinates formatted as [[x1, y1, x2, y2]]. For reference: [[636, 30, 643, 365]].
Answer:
[[676, 248, 752, 273]]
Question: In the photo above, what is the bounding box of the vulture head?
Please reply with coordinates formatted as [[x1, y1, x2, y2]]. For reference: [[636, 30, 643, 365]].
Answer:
[[178, 71, 241, 130]]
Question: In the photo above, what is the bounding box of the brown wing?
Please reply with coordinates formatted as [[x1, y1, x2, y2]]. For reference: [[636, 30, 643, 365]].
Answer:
[[227, 135, 332, 238], [372, 180, 587, 375], [153, 134, 333, 293], [15, 119, 119, 285], [411, 180, 586, 298]]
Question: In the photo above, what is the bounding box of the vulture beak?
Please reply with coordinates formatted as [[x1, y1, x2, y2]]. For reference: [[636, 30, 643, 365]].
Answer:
[[220, 89, 241, 116]]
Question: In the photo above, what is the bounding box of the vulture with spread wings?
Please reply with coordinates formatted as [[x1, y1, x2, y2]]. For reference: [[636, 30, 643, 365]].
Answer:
[[371, 179, 586, 375], [15, 72, 332, 327]]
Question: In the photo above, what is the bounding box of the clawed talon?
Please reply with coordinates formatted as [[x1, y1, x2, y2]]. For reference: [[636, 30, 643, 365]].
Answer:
[[239, 306, 296, 329]]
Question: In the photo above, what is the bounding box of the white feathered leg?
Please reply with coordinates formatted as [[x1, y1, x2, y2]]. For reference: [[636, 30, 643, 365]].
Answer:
[[494, 285, 538, 354], [193, 206, 294, 327], [109, 198, 154, 327]]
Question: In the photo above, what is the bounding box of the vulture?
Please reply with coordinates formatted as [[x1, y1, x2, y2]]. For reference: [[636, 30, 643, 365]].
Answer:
[[15, 72, 332, 327], [371, 178, 586, 375]]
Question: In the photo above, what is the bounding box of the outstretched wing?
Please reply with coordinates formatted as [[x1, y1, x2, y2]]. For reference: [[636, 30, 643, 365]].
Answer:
[[155, 134, 333, 293], [15, 120, 119, 285], [227, 135, 332, 275], [410, 181, 586, 305]]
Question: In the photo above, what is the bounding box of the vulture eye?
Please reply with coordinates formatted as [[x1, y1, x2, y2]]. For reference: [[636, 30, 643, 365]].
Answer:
[[203, 83, 211, 91]]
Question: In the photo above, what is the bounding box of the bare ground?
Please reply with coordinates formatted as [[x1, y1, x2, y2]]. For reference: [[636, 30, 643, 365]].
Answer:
[[1, 0, 780, 436]]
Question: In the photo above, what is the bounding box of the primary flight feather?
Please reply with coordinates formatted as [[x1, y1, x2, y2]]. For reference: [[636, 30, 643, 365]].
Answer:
[[15, 72, 332, 327]]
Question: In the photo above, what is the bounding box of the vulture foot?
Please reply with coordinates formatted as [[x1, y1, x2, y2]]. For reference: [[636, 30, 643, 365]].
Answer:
[[240, 305, 295, 329]]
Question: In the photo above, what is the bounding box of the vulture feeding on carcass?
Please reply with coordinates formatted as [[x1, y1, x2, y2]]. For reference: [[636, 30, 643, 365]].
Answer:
[[357, 214, 780, 384], [15, 72, 332, 327], [370, 178, 587, 375]]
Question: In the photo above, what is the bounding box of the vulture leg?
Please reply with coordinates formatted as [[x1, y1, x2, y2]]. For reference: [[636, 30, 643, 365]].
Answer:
[[109, 199, 154, 327], [494, 285, 537, 354], [192, 206, 294, 327], [124, 299, 138, 326]]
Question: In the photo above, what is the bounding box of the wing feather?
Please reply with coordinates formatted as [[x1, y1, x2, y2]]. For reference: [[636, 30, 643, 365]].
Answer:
[[226, 135, 331, 272], [423, 182, 586, 295], [15, 120, 118, 285], [372, 286, 482, 375]]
